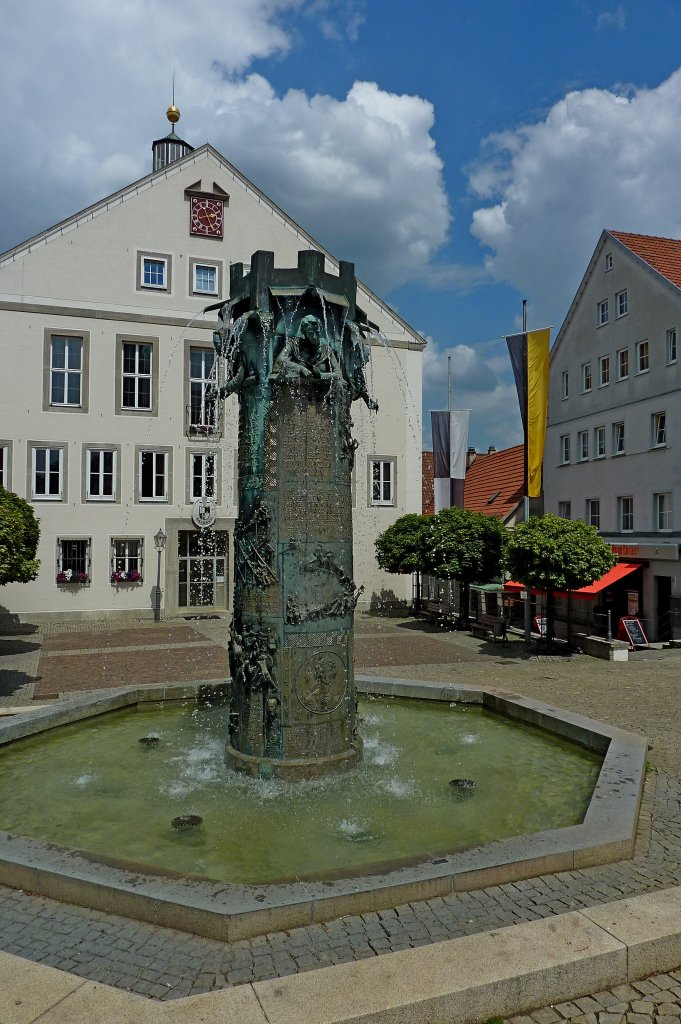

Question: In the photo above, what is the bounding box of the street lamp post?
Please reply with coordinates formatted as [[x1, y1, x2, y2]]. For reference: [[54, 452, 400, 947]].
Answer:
[[154, 528, 167, 623]]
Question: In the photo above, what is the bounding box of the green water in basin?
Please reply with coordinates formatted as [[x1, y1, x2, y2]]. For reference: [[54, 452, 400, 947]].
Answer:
[[0, 698, 602, 884]]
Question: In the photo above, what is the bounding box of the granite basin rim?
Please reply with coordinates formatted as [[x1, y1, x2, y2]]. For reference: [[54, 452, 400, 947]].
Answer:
[[0, 678, 647, 941]]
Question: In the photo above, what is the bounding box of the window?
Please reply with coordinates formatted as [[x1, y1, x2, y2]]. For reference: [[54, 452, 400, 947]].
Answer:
[[558, 501, 571, 519], [188, 347, 217, 434], [618, 496, 634, 533], [190, 452, 216, 501], [598, 299, 609, 326], [561, 370, 569, 400], [190, 261, 220, 296], [636, 339, 649, 373], [667, 328, 677, 365], [652, 412, 667, 448], [613, 421, 625, 455], [654, 493, 672, 532], [138, 450, 168, 501], [31, 446, 64, 499], [86, 448, 116, 500], [578, 430, 589, 461], [616, 289, 628, 317], [122, 342, 152, 410], [57, 538, 90, 583], [111, 538, 143, 583], [582, 362, 592, 392], [370, 458, 395, 505], [594, 425, 606, 458], [0, 443, 9, 489], [586, 499, 601, 529], [49, 336, 82, 406], [560, 434, 570, 465], [598, 355, 610, 387], [605, 253, 613, 271], [137, 251, 172, 292], [617, 347, 629, 380]]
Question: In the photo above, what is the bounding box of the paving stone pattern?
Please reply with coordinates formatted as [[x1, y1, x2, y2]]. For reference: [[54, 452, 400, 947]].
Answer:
[[2, 615, 681, 1003]]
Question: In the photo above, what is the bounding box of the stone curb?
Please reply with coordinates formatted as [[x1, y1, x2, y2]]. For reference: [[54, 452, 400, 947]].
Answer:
[[3, 887, 681, 1023]]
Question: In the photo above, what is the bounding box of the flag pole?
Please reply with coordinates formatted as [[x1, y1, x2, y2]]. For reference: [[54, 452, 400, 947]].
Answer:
[[522, 299, 532, 648]]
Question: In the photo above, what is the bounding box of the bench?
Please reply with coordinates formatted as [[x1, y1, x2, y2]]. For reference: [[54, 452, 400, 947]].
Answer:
[[420, 600, 457, 629], [470, 615, 508, 643]]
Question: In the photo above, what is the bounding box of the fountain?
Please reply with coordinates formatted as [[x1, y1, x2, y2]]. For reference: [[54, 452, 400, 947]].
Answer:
[[0, 251, 647, 939], [208, 249, 377, 780]]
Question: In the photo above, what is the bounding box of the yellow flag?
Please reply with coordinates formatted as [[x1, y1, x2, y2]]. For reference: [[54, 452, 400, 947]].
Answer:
[[526, 328, 550, 497]]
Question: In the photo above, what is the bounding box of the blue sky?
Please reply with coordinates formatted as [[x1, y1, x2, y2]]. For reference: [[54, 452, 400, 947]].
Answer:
[[4, 1, 681, 449]]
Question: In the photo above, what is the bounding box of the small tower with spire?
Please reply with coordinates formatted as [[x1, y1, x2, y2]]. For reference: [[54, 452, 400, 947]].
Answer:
[[152, 95, 194, 172]]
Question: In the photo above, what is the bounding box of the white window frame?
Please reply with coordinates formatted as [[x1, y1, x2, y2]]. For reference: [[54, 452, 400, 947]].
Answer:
[[560, 434, 570, 465], [667, 328, 677, 365], [594, 425, 606, 459], [138, 450, 168, 501], [369, 458, 395, 506], [141, 255, 168, 290], [586, 499, 601, 529], [122, 341, 153, 410], [617, 347, 629, 380], [0, 443, 8, 489], [636, 339, 649, 374], [581, 361, 592, 393], [32, 446, 64, 500], [190, 452, 217, 501], [578, 430, 589, 461], [613, 421, 625, 455], [111, 538, 144, 583], [49, 336, 83, 407], [561, 370, 569, 400], [618, 495, 634, 533], [652, 411, 667, 448], [86, 448, 116, 501], [598, 355, 610, 387], [57, 537, 91, 583], [598, 299, 609, 326], [192, 263, 218, 295], [654, 493, 672, 533], [616, 289, 628, 318], [605, 253, 613, 271], [558, 501, 571, 520], [188, 346, 217, 433]]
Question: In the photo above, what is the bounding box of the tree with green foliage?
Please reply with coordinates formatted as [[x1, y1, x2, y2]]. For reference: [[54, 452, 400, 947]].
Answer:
[[503, 513, 617, 644], [423, 506, 506, 623], [0, 488, 40, 586], [374, 513, 431, 608]]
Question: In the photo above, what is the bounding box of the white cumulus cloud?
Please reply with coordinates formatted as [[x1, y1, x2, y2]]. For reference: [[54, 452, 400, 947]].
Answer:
[[0, 0, 450, 294], [468, 68, 681, 326]]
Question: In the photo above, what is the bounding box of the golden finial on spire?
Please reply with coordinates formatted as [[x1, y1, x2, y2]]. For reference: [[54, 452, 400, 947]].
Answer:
[[166, 71, 180, 124]]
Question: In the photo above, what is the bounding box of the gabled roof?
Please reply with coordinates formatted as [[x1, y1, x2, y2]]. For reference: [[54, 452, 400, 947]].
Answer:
[[464, 444, 524, 523], [0, 142, 424, 348], [553, 228, 681, 358], [611, 231, 681, 290]]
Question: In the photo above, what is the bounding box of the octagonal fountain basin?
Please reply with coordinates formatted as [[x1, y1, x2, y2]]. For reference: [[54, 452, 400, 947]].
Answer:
[[0, 678, 646, 942]]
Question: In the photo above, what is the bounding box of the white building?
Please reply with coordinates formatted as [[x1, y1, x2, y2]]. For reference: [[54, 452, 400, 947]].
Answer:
[[545, 229, 681, 641], [0, 114, 423, 623]]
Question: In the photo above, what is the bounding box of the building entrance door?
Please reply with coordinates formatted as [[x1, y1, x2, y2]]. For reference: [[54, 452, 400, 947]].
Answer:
[[178, 530, 228, 610], [655, 575, 672, 642]]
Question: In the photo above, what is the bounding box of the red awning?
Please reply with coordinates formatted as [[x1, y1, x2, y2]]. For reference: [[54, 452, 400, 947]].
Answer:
[[504, 562, 639, 599]]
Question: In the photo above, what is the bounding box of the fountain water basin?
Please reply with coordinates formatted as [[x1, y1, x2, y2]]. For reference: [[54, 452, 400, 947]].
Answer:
[[0, 678, 646, 941]]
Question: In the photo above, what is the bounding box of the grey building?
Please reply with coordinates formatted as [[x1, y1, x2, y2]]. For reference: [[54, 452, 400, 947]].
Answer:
[[545, 230, 681, 642]]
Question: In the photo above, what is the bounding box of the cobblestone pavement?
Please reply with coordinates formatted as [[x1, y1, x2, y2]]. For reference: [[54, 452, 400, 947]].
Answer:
[[507, 967, 681, 1023], [1, 614, 681, 1005]]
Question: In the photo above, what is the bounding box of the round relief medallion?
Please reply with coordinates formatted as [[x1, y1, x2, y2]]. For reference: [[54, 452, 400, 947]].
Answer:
[[295, 651, 347, 715]]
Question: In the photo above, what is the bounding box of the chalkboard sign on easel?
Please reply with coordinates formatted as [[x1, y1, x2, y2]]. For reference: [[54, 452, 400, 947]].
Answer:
[[617, 617, 650, 649]]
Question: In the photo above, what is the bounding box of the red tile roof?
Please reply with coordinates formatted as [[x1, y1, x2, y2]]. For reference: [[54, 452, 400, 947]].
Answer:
[[611, 231, 681, 290], [463, 444, 524, 521]]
